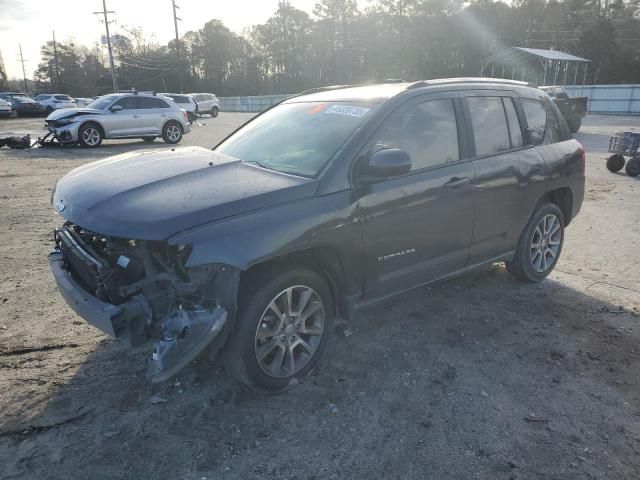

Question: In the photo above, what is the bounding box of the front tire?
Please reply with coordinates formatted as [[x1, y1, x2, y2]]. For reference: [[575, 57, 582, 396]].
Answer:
[[162, 121, 183, 144], [222, 267, 333, 393], [506, 203, 565, 282], [78, 122, 103, 148], [210, 106, 219, 118]]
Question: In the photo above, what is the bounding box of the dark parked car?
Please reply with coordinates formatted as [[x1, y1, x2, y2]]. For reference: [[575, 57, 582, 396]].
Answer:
[[0, 92, 46, 117], [49, 78, 585, 392], [540, 86, 588, 133]]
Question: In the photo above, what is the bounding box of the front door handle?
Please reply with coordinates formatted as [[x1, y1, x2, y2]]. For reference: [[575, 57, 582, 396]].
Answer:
[[133, 114, 140, 118], [444, 176, 470, 189]]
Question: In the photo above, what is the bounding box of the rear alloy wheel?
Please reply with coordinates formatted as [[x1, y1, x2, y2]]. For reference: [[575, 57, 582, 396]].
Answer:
[[78, 123, 103, 148], [506, 203, 564, 282], [222, 268, 333, 393], [606, 154, 625, 173], [625, 157, 640, 177], [162, 122, 183, 144]]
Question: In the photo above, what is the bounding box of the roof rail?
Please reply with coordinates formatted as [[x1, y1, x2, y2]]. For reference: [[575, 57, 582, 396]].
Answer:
[[297, 84, 370, 96], [406, 77, 538, 90]]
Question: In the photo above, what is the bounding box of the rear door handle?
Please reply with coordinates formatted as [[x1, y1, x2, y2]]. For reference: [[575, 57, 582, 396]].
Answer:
[[133, 115, 140, 118], [444, 176, 470, 188], [160, 113, 167, 117]]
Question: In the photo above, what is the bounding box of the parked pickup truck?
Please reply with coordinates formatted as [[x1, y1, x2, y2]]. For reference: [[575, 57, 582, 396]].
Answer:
[[49, 78, 585, 392], [540, 86, 588, 133]]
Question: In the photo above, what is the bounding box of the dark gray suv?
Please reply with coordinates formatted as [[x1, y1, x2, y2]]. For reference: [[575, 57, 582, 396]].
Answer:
[[49, 78, 585, 392]]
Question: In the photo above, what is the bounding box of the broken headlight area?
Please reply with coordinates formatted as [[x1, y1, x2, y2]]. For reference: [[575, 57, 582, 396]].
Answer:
[[50, 223, 238, 383]]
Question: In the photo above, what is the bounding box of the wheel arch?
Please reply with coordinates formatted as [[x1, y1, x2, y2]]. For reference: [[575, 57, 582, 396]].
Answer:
[[79, 119, 105, 138], [537, 187, 573, 226], [239, 246, 351, 320], [163, 118, 184, 133]]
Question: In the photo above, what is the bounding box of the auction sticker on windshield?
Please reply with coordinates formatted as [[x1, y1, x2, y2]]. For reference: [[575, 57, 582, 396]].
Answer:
[[325, 105, 371, 118]]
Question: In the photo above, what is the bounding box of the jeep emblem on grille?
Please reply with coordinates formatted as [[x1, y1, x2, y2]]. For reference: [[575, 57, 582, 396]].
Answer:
[[55, 199, 66, 212]]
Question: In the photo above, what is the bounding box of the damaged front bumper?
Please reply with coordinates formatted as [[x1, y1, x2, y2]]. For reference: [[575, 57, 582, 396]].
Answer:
[[48, 226, 234, 384]]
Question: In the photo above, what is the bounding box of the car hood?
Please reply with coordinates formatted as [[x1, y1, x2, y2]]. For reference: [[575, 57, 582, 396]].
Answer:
[[46, 107, 104, 120], [52, 146, 318, 240]]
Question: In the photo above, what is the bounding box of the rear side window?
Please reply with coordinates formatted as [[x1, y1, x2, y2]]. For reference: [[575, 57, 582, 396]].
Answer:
[[374, 98, 459, 171], [139, 97, 169, 109], [521, 99, 547, 143], [503, 98, 523, 148], [546, 101, 571, 143], [54, 95, 72, 101], [113, 97, 139, 110], [467, 97, 511, 156]]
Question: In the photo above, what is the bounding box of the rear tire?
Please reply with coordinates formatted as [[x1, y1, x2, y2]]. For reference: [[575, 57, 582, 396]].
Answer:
[[506, 203, 565, 282], [161, 121, 183, 144], [625, 157, 640, 177], [210, 107, 219, 118], [222, 267, 333, 393], [78, 122, 103, 148], [568, 116, 582, 133], [606, 154, 625, 172]]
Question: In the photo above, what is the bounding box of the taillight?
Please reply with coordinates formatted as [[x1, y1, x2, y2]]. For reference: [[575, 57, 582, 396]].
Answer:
[[578, 146, 586, 174]]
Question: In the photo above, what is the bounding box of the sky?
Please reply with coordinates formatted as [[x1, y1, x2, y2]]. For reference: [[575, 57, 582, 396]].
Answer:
[[0, 0, 322, 80]]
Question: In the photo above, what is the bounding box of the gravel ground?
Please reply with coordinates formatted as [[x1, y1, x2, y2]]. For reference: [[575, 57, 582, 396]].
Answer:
[[0, 113, 639, 480]]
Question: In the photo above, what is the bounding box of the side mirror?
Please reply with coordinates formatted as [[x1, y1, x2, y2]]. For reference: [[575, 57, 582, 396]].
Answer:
[[526, 127, 544, 146], [361, 148, 412, 182], [110, 105, 123, 113]]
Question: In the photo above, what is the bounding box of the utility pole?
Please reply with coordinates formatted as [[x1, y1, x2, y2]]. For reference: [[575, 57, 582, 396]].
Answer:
[[172, 0, 183, 92], [18, 44, 28, 95], [52, 31, 61, 91], [93, 0, 118, 92]]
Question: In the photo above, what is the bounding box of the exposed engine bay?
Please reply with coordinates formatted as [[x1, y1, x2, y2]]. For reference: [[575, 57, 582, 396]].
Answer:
[[49, 223, 238, 383]]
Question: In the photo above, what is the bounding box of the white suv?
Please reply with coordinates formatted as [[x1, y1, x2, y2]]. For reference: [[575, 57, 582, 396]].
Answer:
[[35, 94, 76, 114], [190, 92, 219, 117], [44, 92, 191, 147]]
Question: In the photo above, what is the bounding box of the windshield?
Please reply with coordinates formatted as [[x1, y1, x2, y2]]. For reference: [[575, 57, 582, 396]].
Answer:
[[216, 101, 376, 177], [86, 95, 116, 110]]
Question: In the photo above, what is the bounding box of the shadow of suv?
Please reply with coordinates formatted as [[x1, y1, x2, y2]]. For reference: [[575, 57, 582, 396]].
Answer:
[[49, 78, 585, 392]]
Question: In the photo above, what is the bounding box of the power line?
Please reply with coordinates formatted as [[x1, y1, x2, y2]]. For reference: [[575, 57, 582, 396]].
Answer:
[[93, 0, 118, 92]]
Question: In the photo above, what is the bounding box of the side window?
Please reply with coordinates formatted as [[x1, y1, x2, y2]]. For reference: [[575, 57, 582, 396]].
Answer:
[[138, 97, 169, 109], [113, 97, 139, 110], [546, 101, 570, 143], [521, 98, 547, 143], [503, 97, 523, 148], [374, 98, 459, 171], [467, 96, 511, 156]]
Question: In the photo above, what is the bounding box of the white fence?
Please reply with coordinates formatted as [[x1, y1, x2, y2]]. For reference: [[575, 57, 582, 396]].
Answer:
[[218, 94, 292, 113], [563, 85, 639, 114], [218, 85, 640, 115]]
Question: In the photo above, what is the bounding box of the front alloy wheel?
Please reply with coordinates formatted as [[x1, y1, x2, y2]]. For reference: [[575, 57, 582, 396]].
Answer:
[[255, 286, 325, 378], [222, 268, 333, 392], [78, 123, 103, 148]]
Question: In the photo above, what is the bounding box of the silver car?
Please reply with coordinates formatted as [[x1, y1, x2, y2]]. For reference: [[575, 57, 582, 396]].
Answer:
[[44, 93, 191, 147]]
